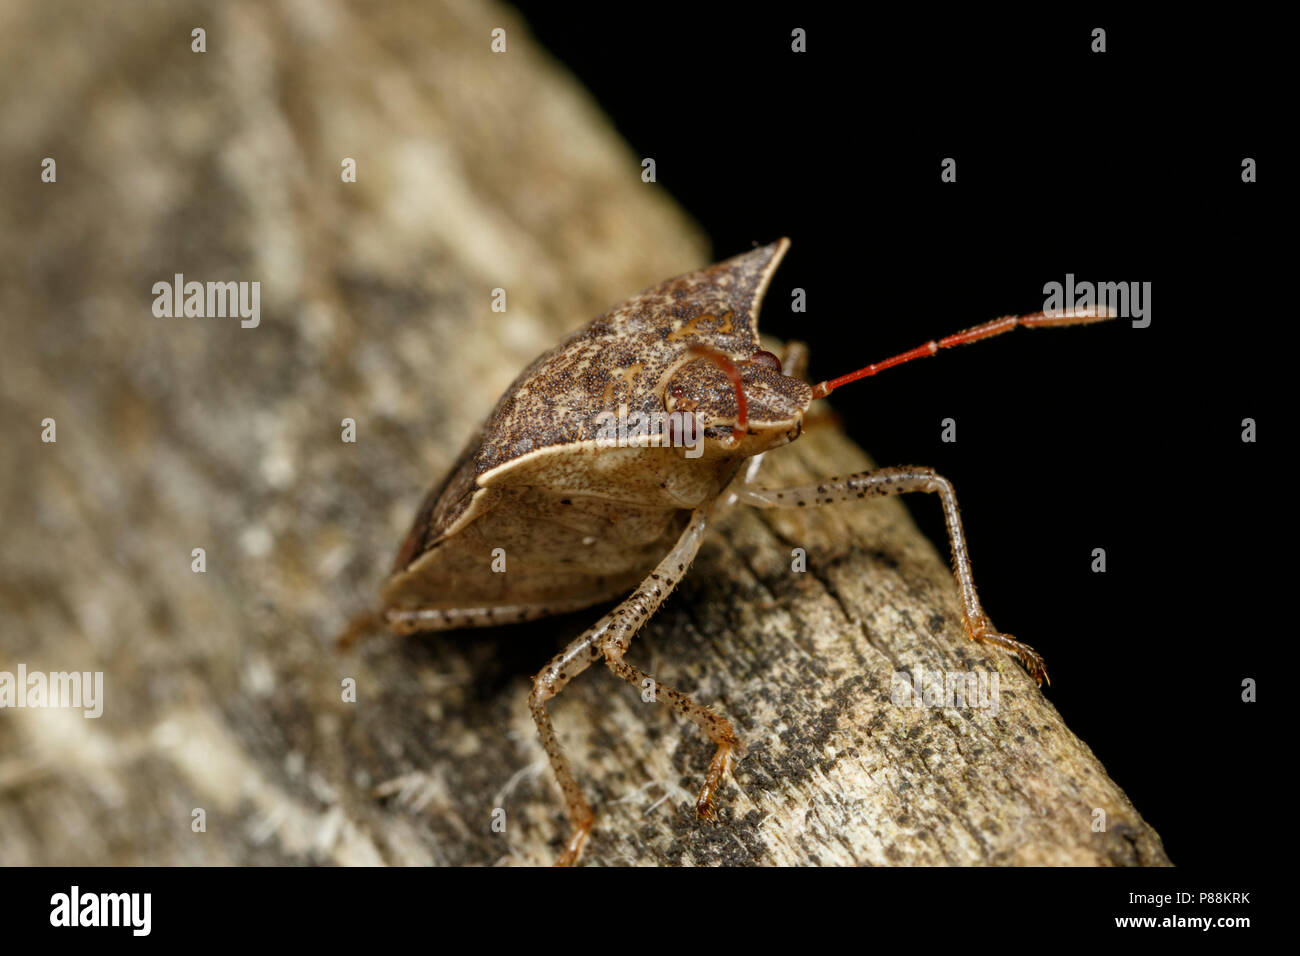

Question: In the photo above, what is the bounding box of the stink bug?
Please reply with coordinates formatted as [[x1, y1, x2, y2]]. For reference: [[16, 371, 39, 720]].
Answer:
[[340, 238, 1113, 865]]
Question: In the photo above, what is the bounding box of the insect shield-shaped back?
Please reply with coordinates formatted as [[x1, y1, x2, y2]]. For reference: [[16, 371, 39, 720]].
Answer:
[[383, 239, 810, 615]]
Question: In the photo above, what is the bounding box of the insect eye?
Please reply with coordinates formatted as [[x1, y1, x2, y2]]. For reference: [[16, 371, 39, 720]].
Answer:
[[749, 350, 782, 371]]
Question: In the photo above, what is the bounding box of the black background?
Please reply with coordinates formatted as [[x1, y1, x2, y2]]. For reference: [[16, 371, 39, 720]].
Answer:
[[512, 4, 1278, 870]]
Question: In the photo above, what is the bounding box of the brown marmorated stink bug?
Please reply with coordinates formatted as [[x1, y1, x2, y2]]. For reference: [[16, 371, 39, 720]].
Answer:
[[340, 239, 1114, 865]]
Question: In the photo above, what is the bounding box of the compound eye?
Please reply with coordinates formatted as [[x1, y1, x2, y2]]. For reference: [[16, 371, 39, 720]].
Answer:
[[749, 350, 782, 371], [665, 381, 697, 412]]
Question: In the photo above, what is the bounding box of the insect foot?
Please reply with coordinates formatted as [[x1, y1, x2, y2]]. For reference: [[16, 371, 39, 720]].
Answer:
[[602, 644, 747, 827], [966, 612, 1050, 686], [335, 608, 381, 652], [694, 729, 745, 820]]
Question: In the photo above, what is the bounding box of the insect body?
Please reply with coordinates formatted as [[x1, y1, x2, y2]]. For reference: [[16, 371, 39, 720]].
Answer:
[[348, 239, 1113, 865]]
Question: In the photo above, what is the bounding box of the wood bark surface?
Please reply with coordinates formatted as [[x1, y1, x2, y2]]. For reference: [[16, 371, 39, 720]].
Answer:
[[0, 0, 1168, 866]]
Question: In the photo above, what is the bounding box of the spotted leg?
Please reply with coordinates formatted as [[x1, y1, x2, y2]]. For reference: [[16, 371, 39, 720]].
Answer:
[[529, 509, 738, 865], [736, 466, 1050, 685], [780, 339, 810, 380]]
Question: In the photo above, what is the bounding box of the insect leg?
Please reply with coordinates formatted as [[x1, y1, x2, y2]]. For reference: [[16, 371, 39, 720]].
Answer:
[[602, 655, 742, 821], [528, 631, 601, 867], [340, 601, 587, 651], [780, 339, 810, 380], [385, 599, 589, 634], [529, 509, 713, 865], [736, 466, 1049, 685], [335, 608, 382, 651], [594, 511, 742, 821]]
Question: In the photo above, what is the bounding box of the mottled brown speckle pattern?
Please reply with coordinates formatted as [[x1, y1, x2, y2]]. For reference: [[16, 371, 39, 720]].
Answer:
[[398, 241, 800, 564]]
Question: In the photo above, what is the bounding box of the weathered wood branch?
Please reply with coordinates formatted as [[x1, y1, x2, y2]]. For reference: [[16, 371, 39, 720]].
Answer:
[[0, 0, 1167, 866]]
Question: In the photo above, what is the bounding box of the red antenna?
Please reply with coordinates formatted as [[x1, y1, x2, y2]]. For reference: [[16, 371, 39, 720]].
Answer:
[[810, 308, 1116, 400]]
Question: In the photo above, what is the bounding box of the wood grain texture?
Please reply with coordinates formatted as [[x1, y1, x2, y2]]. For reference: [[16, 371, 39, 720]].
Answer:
[[0, 0, 1168, 866]]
